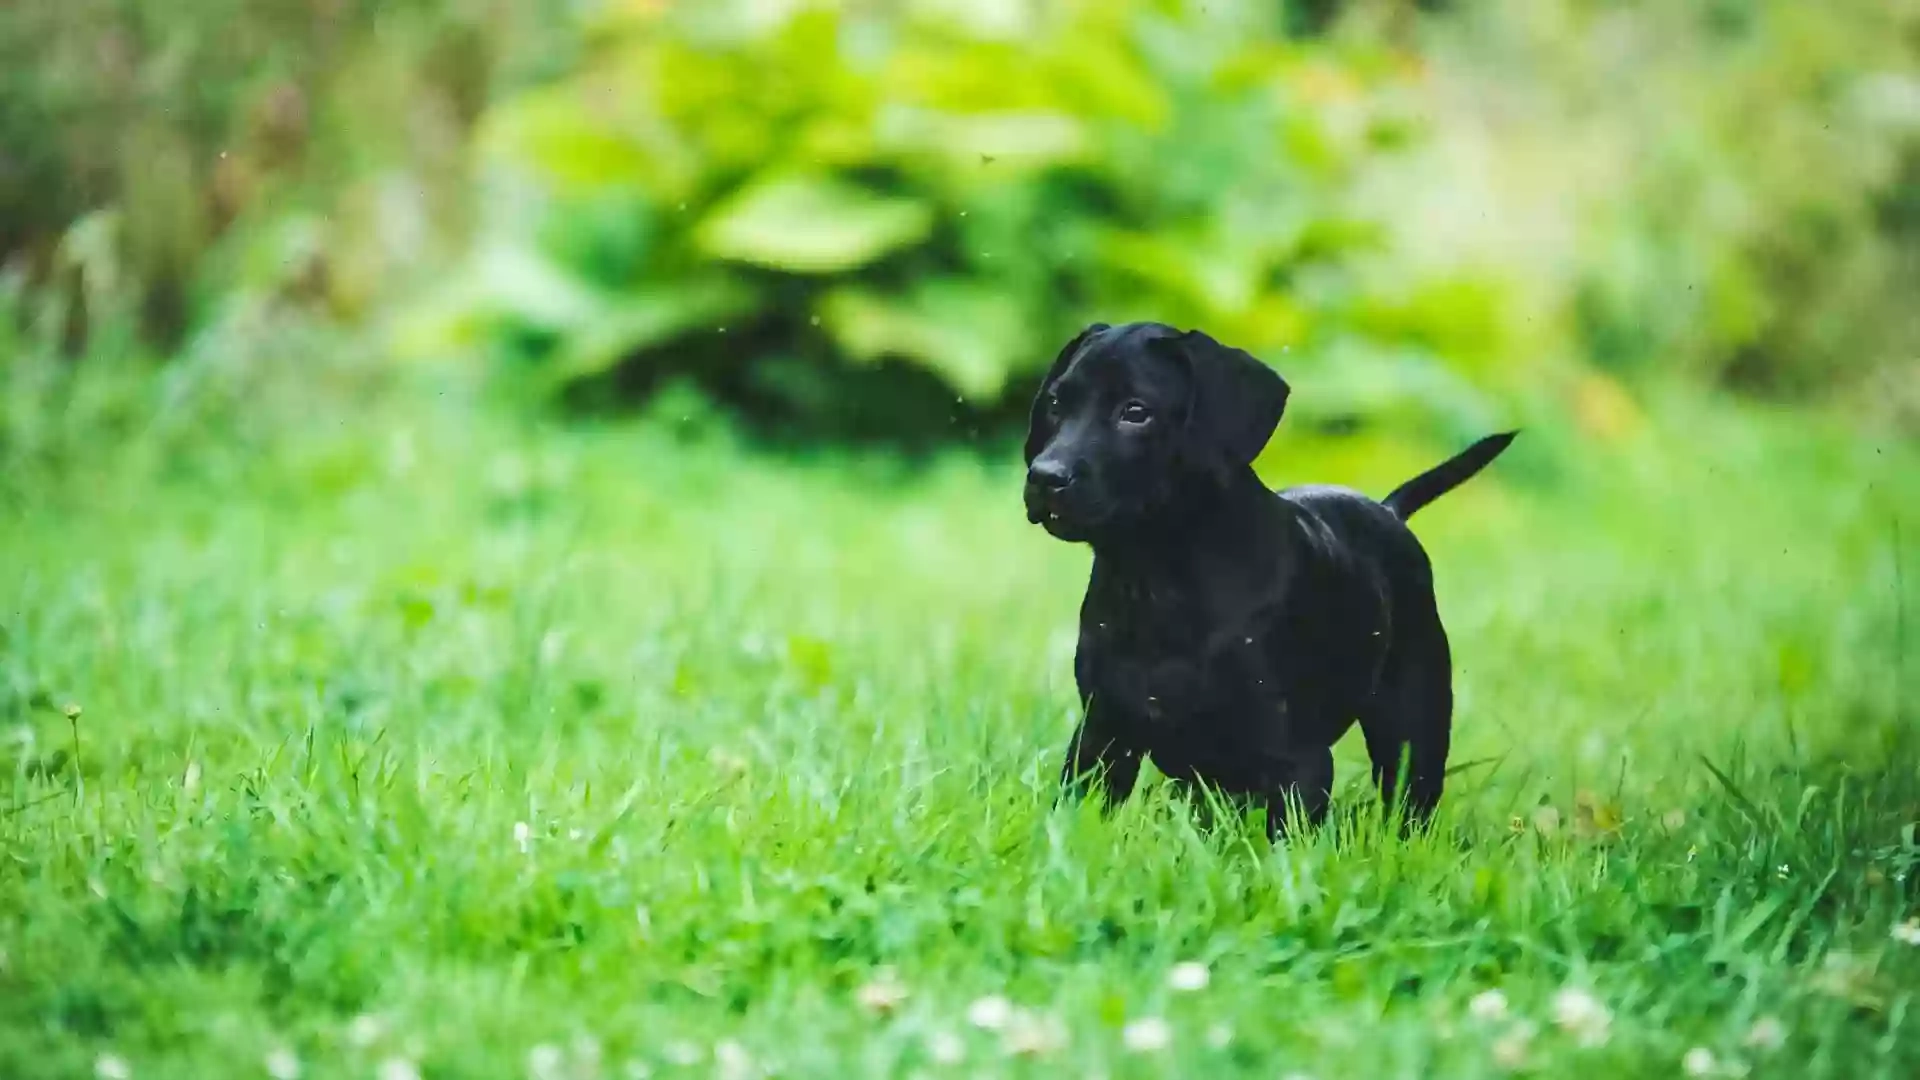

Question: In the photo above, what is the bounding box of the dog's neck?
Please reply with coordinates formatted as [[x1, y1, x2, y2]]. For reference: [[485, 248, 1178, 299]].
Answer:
[[1087, 466, 1288, 586]]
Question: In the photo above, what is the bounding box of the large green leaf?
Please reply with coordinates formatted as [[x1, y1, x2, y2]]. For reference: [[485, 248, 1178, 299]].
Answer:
[[874, 108, 1092, 171], [542, 277, 759, 389], [462, 245, 606, 330], [1096, 228, 1260, 316], [390, 248, 754, 386], [820, 280, 1030, 398], [694, 174, 933, 273], [1285, 341, 1503, 442], [476, 86, 659, 193], [395, 244, 605, 359]]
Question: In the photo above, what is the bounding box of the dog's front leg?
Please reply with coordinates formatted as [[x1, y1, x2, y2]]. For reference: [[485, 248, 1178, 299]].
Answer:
[[1058, 699, 1142, 811], [1263, 747, 1335, 841]]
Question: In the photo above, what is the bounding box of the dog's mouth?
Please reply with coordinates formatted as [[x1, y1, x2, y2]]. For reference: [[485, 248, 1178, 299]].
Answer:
[[1037, 511, 1080, 538], [1025, 486, 1099, 539]]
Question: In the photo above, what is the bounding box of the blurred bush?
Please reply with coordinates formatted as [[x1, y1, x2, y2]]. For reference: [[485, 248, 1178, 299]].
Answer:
[[1454, 0, 1920, 408], [404, 0, 1520, 444], [0, 0, 576, 346], [1333, 0, 1920, 435], [0, 0, 583, 478], [408, 0, 1920, 441], [5, 0, 1917, 452]]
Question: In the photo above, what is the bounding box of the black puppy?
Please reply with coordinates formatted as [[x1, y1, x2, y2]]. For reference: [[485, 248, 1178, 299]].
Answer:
[[1023, 321, 1515, 838]]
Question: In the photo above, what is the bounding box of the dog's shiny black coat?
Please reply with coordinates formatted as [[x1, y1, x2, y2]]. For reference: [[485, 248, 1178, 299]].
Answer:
[[1023, 321, 1516, 837]]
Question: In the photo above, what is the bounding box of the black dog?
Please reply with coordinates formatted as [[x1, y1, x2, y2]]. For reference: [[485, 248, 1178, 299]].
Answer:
[[1023, 321, 1516, 838]]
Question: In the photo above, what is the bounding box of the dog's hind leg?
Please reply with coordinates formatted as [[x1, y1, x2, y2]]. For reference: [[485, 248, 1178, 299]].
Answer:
[[1359, 615, 1454, 831]]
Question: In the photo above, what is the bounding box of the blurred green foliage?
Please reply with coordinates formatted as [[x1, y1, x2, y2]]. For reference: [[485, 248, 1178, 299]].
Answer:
[[0, 0, 573, 340], [1522, 0, 1920, 402], [403, 0, 1920, 440], [0, 0, 574, 473], [4, 0, 1918, 450], [406, 0, 1498, 442]]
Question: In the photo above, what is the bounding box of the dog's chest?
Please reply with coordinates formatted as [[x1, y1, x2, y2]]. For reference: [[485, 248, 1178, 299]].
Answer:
[[1081, 608, 1289, 735], [1076, 564, 1387, 757]]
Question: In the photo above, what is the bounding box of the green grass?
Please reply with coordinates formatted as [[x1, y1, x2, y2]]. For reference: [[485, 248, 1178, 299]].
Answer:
[[2, 392, 1917, 1080]]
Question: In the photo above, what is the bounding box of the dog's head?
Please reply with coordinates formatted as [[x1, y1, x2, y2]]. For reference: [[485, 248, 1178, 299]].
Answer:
[[1022, 322, 1290, 542]]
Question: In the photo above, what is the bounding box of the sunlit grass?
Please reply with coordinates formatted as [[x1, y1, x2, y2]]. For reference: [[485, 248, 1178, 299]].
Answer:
[[2, 396, 1916, 1079]]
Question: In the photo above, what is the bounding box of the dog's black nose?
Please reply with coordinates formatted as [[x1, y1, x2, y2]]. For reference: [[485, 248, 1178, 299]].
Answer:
[[1027, 458, 1072, 492]]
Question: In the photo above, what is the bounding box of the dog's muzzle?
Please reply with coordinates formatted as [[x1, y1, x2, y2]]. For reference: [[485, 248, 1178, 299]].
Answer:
[[1025, 482, 1096, 539], [1023, 480, 1059, 525]]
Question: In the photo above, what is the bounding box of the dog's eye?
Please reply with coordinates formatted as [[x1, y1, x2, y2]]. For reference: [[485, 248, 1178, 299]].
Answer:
[[1118, 401, 1153, 425], [1045, 394, 1062, 418]]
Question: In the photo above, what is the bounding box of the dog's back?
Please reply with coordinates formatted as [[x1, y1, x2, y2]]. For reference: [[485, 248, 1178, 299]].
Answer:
[[1270, 486, 1429, 731], [1279, 484, 1434, 580], [1274, 428, 1521, 615]]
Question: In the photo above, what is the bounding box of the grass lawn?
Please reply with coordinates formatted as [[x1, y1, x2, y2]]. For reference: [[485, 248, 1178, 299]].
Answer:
[[2, 392, 1917, 1079]]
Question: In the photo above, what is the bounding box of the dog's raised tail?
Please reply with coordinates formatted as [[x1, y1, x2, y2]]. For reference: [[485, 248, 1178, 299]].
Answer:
[[1381, 431, 1519, 520]]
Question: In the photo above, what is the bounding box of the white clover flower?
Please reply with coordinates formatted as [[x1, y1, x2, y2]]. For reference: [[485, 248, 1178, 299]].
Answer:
[[855, 967, 910, 1014], [1468, 989, 1509, 1022], [714, 1039, 754, 1080], [1167, 961, 1211, 992], [925, 1031, 965, 1065], [1550, 987, 1613, 1047], [346, 1014, 386, 1048], [94, 1055, 132, 1080], [1000, 1010, 1066, 1058], [1491, 1022, 1536, 1071], [966, 995, 1013, 1031], [264, 1046, 301, 1080], [1743, 1016, 1786, 1052], [528, 1043, 565, 1080], [377, 1058, 421, 1080], [1121, 1017, 1172, 1053], [1682, 1047, 1719, 1077]]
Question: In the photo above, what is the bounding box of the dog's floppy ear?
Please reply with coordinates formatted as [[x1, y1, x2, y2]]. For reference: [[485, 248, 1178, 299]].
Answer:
[[1024, 323, 1109, 464], [1172, 329, 1290, 471]]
